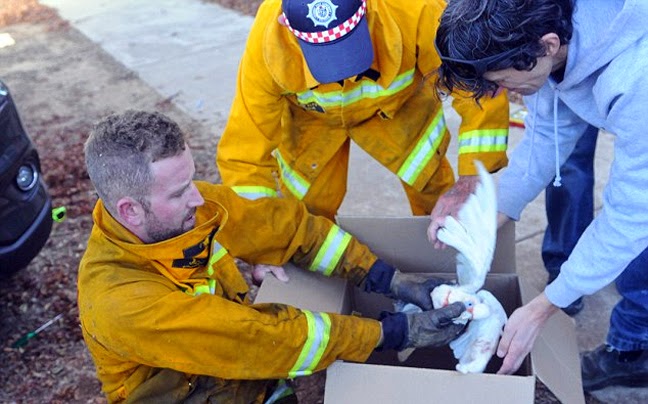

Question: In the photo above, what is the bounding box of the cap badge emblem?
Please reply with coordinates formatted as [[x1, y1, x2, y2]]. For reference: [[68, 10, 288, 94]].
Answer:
[[306, 0, 338, 28]]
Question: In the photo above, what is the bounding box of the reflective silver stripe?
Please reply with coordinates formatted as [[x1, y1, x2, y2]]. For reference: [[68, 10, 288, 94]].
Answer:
[[208, 242, 228, 276], [263, 380, 294, 404], [309, 225, 352, 276], [397, 109, 446, 185], [192, 279, 216, 296], [458, 129, 508, 154], [296, 69, 415, 108], [274, 150, 311, 200], [288, 311, 331, 378], [231, 185, 277, 200]]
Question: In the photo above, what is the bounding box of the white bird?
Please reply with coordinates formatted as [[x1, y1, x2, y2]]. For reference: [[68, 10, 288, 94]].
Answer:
[[393, 161, 506, 371], [436, 160, 497, 295], [449, 290, 507, 374], [432, 160, 507, 373]]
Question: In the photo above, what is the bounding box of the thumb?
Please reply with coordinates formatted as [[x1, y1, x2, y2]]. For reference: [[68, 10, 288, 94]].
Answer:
[[270, 266, 290, 282], [435, 302, 466, 325], [427, 220, 441, 244]]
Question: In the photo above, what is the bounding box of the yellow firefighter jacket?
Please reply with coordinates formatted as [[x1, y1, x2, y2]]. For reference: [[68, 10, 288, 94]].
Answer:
[[216, 0, 509, 202], [78, 182, 381, 403]]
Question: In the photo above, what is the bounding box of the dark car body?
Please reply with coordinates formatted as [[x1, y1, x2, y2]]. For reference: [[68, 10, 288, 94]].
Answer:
[[0, 80, 52, 276]]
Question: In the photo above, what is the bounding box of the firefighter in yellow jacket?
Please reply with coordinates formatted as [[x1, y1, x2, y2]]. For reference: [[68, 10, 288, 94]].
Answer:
[[79, 110, 466, 403], [217, 0, 509, 224]]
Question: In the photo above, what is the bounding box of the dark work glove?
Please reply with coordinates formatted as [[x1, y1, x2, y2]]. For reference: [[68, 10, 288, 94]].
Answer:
[[380, 302, 466, 350], [389, 270, 446, 311], [364, 260, 446, 310], [404, 302, 467, 348]]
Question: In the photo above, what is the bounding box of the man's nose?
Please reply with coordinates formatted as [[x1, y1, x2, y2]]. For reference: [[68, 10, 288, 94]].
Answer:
[[188, 183, 205, 207]]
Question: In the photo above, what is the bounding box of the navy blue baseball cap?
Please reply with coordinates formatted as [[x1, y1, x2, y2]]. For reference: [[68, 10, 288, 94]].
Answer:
[[281, 0, 374, 83]]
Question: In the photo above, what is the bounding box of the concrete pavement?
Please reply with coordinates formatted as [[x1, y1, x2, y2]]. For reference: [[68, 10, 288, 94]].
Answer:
[[39, 0, 646, 402]]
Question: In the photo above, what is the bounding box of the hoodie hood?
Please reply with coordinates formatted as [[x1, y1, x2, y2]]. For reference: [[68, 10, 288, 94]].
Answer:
[[560, 0, 647, 90], [499, 0, 648, 308], [527, 0, 648, 185]]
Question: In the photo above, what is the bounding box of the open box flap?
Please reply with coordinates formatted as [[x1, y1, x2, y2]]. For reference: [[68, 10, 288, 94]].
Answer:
[[336, 216, 515, 274], [520, 278, 585, 404], [324, 361, 535, 404], [254, 264, 350, 313]]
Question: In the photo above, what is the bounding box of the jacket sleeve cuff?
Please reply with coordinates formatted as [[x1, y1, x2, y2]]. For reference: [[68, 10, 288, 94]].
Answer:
[[378, 311, 408, 351], [544, 274, 584, 308], [364, 259, 396, 294]]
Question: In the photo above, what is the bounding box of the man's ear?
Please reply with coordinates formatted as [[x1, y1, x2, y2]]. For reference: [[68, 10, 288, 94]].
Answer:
[[540, 33, 562, 57], [116, 197, 145, 227]]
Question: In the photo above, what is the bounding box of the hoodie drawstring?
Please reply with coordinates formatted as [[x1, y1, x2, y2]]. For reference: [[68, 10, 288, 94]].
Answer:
[[526, 94, 540, 176], [552, 91, 562, 187]]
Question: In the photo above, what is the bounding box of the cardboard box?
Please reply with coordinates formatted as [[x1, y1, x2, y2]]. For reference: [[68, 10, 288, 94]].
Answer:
[[255, 217, 584, 404]]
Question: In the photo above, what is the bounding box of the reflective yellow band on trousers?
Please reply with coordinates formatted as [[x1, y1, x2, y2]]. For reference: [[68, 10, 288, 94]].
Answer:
[[274, 150, 311, 200], [289, 311, 331, 378], [458, 129, 508, 154], [397, 109, 447, 186], [309, 225, 352, 276]]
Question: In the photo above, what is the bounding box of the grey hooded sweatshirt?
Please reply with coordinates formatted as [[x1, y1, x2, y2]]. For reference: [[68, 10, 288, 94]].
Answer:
[[498, 0, 648, 308]]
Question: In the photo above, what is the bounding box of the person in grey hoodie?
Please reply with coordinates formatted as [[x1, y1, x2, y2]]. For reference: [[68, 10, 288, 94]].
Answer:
[[429, 0, 648, 391]]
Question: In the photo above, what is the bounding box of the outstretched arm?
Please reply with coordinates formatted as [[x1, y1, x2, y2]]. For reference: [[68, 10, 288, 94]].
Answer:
[[496, 293, 558, 374]]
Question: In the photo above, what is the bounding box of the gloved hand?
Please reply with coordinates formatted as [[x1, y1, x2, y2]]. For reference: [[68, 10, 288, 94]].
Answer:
[[389, 270, 446, 310], [404, 302, 467, 348], [380, 302, 467, 350], [364, 260, 448, 310]]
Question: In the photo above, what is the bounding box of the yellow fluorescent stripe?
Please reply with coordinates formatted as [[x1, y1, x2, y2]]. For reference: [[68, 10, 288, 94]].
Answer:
[[397, 109, 446, 185], [460, 144, 508, 153], [288, 311, 331, 377], [309, 226, 352, 276], [310, 313, 331, 371], [458, 128, 508, 140], [231, 185, 277, 200], [289, 311, 316, 377], [209, 243, 228, 267], [296, 69, 415, 107], [274, 150, 311, 200], [194, 285, 210, 295], [458, 129, 508, 154]]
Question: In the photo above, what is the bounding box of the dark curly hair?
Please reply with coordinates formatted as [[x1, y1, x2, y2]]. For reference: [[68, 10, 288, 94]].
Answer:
[[435, 0, 574, 100], [85, 110, 186, 215]]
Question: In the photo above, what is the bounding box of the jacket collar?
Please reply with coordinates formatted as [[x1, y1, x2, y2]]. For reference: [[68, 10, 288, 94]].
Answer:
[[91, 194, 229, 285]]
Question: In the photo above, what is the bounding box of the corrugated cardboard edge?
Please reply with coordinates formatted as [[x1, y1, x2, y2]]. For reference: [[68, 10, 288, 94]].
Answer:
[[520, 279, 585, 404], [325, 361, 535, 404], [338, 216, 584, 404], [335, 216, 516, 275]]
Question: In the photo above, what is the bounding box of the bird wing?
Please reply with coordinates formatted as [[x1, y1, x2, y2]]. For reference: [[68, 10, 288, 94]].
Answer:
[[436, 161, 497, 293]]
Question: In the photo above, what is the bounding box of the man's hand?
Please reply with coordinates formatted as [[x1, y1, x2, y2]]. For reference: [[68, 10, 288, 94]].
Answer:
[[496, 293, 559, 374], [251, 264, 289, 286], [405, 302, 467, 348], [427, 175, 480, 249], [389, 271, 446, 310]]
